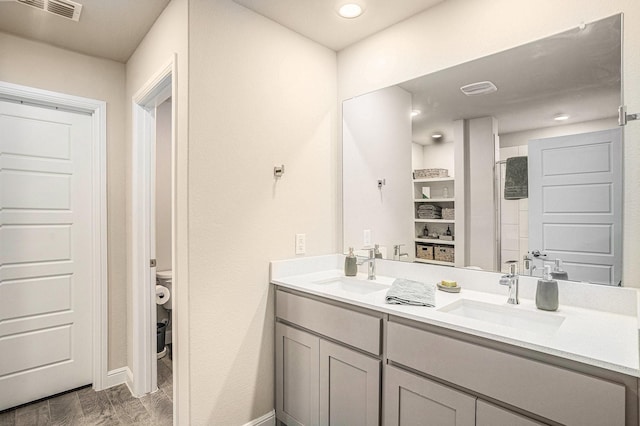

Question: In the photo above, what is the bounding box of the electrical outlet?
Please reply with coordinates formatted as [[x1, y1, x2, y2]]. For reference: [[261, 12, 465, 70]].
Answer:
[[363, 229, 371, 247], [295, 233, 306, 255]]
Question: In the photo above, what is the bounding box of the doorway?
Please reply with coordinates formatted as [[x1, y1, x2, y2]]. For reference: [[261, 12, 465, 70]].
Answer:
[[130, 58, 176, 404]]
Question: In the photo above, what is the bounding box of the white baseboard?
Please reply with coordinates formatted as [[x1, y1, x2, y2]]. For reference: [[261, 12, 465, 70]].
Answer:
[[105, 367, 132, 389], [243, 410, 275, 426]]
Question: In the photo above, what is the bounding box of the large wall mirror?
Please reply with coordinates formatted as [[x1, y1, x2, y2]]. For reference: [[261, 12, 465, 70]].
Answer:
[[343, 14, 623, 285]]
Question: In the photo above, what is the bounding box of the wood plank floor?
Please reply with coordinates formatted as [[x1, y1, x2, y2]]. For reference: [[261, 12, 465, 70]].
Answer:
[[0, 357, 173, 426]]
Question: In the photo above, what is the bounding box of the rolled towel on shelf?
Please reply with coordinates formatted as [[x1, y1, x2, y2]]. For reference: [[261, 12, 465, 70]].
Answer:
[[417, 204, 442, 211], [417, 212, 442, 219], [386, 278, 436, 307]]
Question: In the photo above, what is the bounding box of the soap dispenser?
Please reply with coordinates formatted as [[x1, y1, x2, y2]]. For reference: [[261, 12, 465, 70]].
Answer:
[[550, 258, 569, 281], [345, 247, 357, 277], [536, 265, 559, 311]]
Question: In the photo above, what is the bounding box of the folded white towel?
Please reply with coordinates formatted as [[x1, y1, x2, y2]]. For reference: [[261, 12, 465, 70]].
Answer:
[[386, 278, 436, 307]]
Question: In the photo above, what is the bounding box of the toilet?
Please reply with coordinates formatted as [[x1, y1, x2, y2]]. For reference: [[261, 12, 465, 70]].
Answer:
[[156, 270, 173, 310]]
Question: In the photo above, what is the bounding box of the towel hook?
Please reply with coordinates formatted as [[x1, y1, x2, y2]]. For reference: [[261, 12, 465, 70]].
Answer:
[[619, 106, 639, 126]]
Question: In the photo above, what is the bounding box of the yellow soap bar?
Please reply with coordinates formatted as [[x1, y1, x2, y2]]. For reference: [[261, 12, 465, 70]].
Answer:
[[440, 280, 457, 288]]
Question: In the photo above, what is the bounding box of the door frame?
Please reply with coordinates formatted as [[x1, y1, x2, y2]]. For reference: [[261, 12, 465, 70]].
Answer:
[[130, 56, 176, 398], [0, 81, 109, 390]]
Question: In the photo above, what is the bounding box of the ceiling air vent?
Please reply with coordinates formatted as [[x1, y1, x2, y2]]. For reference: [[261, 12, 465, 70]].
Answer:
[[16, 0, 82, 22], [460, 81, 498, 96]]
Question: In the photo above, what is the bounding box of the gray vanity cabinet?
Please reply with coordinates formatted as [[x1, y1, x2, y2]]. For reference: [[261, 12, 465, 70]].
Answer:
[[275, 287, 635, 426], [385, 364, 546, 426], [275, 289, 383, 426], [386, 320, 626, 426], [384, 364, 475, 426]]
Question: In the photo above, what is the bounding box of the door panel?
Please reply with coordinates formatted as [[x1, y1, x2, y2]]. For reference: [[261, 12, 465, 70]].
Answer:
[[2, 225, 72, 263], [0, 101, 93, 410], [319, 339, 380, 426], [275, 322, 320, 426], [0, 275, 72, 320], [0, 113, 71, 159], [528, 129, 622, 285]]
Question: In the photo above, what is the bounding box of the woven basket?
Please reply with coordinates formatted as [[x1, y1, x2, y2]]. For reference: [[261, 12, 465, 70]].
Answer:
[[434, 246, 455, 262], [442, 208, 455, 220], [416, 245, 434, 260]]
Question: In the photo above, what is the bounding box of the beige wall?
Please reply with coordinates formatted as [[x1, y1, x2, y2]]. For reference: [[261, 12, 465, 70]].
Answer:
[[188, 0, 337, 423], [0, 31, 128, 369], [343, 86, 413, 259], [156, 99, 173, 272], [337, 0, 640, 287]]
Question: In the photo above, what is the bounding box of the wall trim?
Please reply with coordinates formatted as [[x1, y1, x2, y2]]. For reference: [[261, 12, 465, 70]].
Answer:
[[0, 80, 109, 392], [105, 367, 133, 389], [243, 410, 276, 426]]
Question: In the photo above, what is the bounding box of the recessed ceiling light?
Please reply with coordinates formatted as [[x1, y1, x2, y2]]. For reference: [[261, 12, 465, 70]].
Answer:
[[338, 3, 364, 19], [554, 113, 570, 121], [411, 110, 421, 117], [431, 132, 443, 140]]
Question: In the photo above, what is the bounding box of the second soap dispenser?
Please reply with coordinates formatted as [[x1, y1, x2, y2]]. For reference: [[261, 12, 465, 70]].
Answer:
[[345, 247, 357, 277], [536, 265, 559, 311]]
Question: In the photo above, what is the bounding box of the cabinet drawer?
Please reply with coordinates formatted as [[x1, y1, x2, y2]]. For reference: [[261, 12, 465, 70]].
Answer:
[[387, 321, 625, 426], [385, 364, 475, 426], [477, 400, 546, 426], [276, 290, 382, 355]]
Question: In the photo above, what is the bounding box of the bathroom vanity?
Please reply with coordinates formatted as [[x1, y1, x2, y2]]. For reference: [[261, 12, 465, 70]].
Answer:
[[271, 255, 640, 426]]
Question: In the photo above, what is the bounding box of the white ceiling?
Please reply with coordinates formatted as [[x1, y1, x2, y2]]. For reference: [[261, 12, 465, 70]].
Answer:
[[232, 0, 445, 51], [399, 14, 622, 144], [0, 0, 171, 62]]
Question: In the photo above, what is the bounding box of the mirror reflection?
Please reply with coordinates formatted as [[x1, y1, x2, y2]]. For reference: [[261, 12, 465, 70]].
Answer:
[[343, 14, 622, 285]]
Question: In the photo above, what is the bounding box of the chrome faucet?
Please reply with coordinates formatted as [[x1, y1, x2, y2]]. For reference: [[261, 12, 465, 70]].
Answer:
[[393, 244, 409, 261], [499, 261, 519, 305], [357, 248, 376, 280]]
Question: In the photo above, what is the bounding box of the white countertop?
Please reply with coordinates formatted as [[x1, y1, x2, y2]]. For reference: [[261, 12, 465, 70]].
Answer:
[[271, 255, 640, 377]]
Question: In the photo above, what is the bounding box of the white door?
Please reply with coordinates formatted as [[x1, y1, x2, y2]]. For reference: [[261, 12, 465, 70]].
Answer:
[[528, 128, 622, 285], [0, 100, 93, 409]]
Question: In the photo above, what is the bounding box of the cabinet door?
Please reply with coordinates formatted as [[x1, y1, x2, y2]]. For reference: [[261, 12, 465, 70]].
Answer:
[[477, 400, 547, 426], [275, 322, 320, 426], [385, 365, 475, 426], [319, 339, 380, 426]]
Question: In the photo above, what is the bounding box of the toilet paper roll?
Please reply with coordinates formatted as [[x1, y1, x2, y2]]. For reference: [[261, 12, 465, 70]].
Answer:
[[156, 285, 171, 305]]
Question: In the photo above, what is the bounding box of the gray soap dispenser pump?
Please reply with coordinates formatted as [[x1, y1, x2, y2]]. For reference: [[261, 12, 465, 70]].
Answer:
[[550, 258, 569, 280], [345, 247, 357, 276], [536, 265, 559, 311]]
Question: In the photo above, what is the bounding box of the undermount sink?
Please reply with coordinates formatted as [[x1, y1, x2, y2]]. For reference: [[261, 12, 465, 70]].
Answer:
[[313, 276, 390, 295], [438, 299, 565, 334]]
